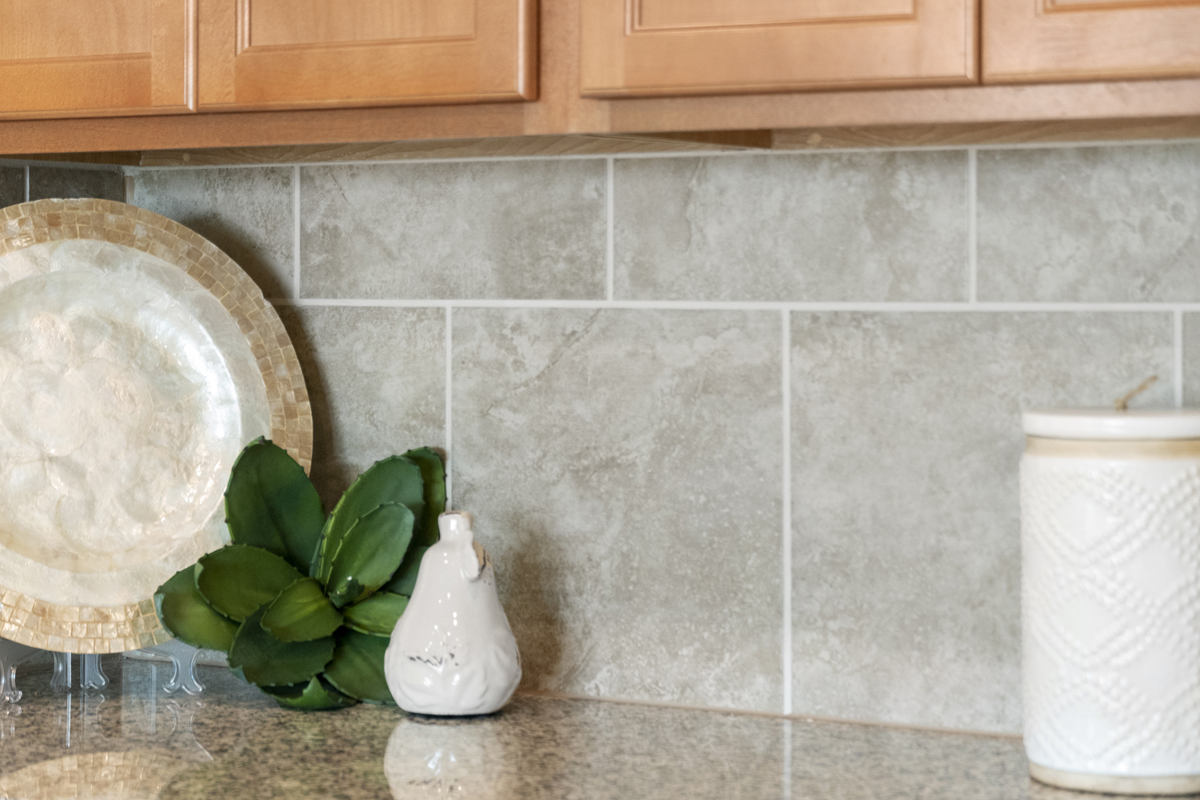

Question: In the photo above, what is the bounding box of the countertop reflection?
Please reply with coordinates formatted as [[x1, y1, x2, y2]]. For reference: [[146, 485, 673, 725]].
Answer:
[[0, 658, 1145, 799]]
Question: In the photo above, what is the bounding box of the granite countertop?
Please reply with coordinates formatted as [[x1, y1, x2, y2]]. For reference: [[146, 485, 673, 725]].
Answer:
[[0, 658, 1157, 800]]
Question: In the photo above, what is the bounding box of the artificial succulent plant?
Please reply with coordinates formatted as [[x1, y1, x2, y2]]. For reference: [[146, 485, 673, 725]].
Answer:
[[154, 438, 444, 711]]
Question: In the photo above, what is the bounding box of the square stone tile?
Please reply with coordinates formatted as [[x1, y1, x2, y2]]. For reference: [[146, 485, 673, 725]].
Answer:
[[0, 167, 23, 207], [1186, 313, 1200, 407], [614, 152, 969, 301], [300, 160, 606, 300], [791, 311, 1174, 733], [977, 144, 1200, 301], [28, 166, 123, 203], [276, 305, 445, 510], [132, 167, 295, 299], [453, 308, 784, 712]]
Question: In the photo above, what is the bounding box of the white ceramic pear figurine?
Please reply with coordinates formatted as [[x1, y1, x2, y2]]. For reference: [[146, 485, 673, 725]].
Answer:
[[385, 511, 521, 715]]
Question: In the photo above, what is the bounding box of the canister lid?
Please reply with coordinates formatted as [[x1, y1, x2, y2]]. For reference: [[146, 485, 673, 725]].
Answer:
[[1023, 409, 1200, 440]]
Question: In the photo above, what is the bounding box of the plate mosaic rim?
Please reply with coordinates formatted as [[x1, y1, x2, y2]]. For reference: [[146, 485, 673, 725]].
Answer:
[[0, 198, 313, 654]]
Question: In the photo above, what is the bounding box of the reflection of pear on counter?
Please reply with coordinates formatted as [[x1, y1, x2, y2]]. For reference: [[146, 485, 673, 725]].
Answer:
[[385, 511, 521, 716], [384, 715, 513, 799]]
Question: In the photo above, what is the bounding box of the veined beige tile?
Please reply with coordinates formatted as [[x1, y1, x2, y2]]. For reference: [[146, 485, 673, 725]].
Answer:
[[300, 160, 606, 300], [28, 167, 123, 203], [131, 167, 296, 300], [613, 152, 969, 302], [0, 167, 22, 207], [275, 305, 445, 510], [453, 308, 783, 713], [977, 144, 1200, 301], [791, 311, 1174, 734]]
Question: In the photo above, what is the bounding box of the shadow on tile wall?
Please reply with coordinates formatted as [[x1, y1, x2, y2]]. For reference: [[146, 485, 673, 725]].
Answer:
[[275, 305, 446, 511], [8, 140, 1190, 735]]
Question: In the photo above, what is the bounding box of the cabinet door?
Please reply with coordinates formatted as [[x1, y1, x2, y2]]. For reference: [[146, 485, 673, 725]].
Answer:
[[984, 0, 1200, 83], [0, 0, 194, 120], [580, 0, 978, 97], [198, 0, 536, 110]]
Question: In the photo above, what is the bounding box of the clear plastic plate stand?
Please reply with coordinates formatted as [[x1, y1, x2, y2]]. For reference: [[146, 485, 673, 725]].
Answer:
[[0, 638, 38, 704], [82, 654, 108, 690], [0, 662, 18, 705], [136, 640, 205, 695], [50, 653, 108, 691], [51, 652, 71, 692]]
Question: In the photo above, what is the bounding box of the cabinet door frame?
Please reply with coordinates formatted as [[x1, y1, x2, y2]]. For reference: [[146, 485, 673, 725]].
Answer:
[[983, 0, 1200, 83], [0, 0, 196, 121], [197, 0, 537, 111], [580, 0, 979, 98]]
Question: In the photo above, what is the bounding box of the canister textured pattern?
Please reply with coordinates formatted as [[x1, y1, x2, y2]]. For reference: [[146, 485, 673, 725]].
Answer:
[[1021, 450, 1200, 778]]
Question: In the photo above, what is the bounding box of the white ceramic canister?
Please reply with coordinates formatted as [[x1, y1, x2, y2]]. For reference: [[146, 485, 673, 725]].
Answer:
[[1021, 409, 1200, 795]]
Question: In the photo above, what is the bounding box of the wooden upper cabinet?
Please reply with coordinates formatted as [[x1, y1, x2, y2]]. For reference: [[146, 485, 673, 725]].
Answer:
[[580, 0, 978, 97], [0, 0, 195, 120], [984, 0, 1200, 83], [197, 0, 537, 110]]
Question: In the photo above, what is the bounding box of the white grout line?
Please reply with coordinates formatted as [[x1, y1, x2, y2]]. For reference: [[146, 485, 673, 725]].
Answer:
[[1175, 309, 1185, 408], [445, 306, 454, 508], [269, 297, 1200, 313], [293, 166, 301, 300], [22, 166, 29, 202], [606, 157, 615, 302], [781, 309, 793, 717], [967, 148, 978, 304], [782, 720, 793, 800]]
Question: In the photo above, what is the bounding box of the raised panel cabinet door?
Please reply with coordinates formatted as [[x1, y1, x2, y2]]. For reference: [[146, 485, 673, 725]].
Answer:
[[580, 0, 978, 97], [197, 0, 536, 110], [984, 0, 1200, 83], [0, 0, 195, 120]]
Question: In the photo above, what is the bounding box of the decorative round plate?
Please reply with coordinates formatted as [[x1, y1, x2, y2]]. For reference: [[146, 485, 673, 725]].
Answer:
[[0, 199, 312, 654]]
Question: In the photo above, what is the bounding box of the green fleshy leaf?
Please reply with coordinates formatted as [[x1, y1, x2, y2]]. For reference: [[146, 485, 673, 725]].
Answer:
[[261, 577, 344, 642], [228, 607, 334, 686], [343, 593, 409, 636], [400, 448, 445, 547], [196, 545, 303, 622], [382, 545, 428, 597], [224, 438, 326, 572], [323, 630, 393, 704], [314, 456, 424, 583], [261, 676, 357, 711], [326, 504, 414, 608], [154, 566, 238, 653]]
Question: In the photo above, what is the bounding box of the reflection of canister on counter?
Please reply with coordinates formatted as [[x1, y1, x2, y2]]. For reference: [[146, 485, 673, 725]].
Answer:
[[1021, 409, 1200, 796]]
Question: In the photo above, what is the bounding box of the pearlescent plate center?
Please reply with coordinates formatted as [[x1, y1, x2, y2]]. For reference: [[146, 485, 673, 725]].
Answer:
[[0, 200, 310, 654], [0, 238, 269, 608]]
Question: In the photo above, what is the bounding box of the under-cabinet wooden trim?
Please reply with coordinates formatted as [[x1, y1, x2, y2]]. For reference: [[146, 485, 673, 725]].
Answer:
[[9, 116, 1200, 169], [2, 77, 1199, 156]]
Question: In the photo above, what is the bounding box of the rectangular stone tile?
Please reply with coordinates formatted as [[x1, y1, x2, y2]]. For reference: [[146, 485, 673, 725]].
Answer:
[[28, 166, 123, 202], [1186, 313, 1200, 407], [978, 144, 1200, 301], [791, 311, 1174, 734], [132, 167, 295, 299], [300, 160, 606, 300], [275, 305, 445, 510], [453, 308, 783, 712], [0, 167, 23, 207], [614, 152, 969, 302]]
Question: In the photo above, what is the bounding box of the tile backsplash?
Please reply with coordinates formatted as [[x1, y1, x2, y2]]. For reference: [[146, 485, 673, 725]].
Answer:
[[5, 140, 1198, 735]]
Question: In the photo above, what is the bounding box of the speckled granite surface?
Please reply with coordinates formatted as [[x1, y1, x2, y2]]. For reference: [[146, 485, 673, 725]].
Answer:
[[0, 658, 1167, 799]]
